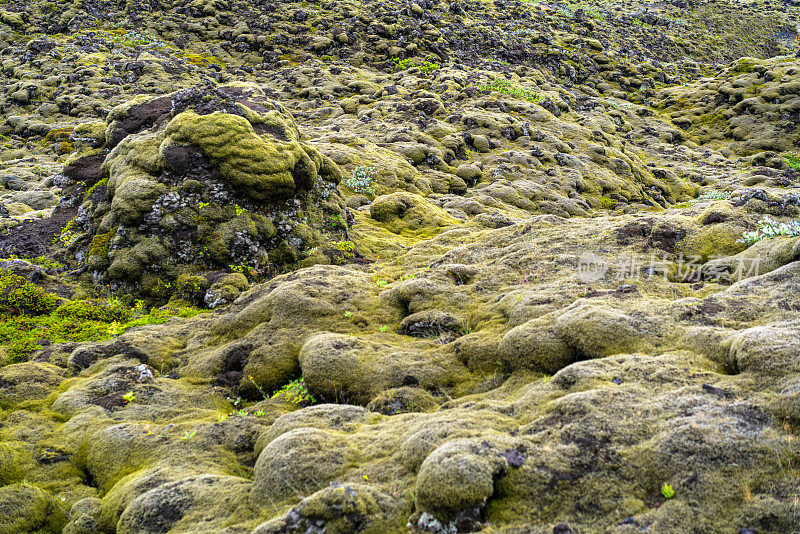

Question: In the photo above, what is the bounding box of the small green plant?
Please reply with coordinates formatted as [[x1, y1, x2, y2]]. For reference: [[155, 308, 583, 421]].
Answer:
[[106, 321, 125, 336], [344, 310, 353, 318], [419, 60, 440, 75], [379, 325, 388, 333], [329, 214, 348, 229], [229, 264, 257, 278], [272, 378, 316, 405], [782, 152, 800, 171], [475, 77, 543, 103], [255, 409, 266, 417], [661, 483, 675, 499], [180, 430, 196, 439], [123, 391, 135, 404], [217, 413, 228, 422], [336, 240, 356, 254], [234, 204, 246, 216], [390, 57, 414, 72], [345, 166, 378, 194], [246, 375, 269, 400], [739, 216, 800, 244]]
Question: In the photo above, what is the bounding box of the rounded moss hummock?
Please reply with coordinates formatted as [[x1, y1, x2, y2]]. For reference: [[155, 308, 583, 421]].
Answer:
[[61, 84, 349, 304]]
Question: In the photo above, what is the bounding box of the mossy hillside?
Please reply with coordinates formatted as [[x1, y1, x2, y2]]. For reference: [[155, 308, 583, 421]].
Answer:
[[655, 56, 800, 157], [5, 212, 800, 532], [1, 0, 800, 532]]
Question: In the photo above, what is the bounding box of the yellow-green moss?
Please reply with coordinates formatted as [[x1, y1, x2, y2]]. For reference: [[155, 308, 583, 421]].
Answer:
[[163, 111, 308, 199]]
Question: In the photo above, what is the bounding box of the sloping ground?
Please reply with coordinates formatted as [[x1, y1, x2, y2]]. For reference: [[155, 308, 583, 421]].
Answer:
[[1, 0, 800, 533]]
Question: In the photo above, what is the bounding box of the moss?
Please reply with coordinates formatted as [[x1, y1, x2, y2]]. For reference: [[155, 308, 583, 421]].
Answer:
[[163, 111, 309, 199], [251, 427, 357, 504], [205, 215, 264, 265], [553, 302, 656, 359], [260, 483, 409, 533], [107, 238, 170, 281], [0, 10, 25, 27], [369, 192, 458, 236], [0, 441, 26, 485], [116, 474, 256, 534], [0, 361, 64, 409], [414, 438, 508, 519], [175, 274, 210, 304], [182, 51, 226, 67], [0, 483, 68, 534], [677, 223, 747, 262], [87, 225, 118, 258], [72, 121, 107, 146], [499, 317, 575, 374], [299, 332, 468, 405], [42, 127, 74, 146]]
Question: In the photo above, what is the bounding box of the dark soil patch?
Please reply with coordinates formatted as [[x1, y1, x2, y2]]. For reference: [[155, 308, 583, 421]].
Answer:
[[0, 205, 77, 258]]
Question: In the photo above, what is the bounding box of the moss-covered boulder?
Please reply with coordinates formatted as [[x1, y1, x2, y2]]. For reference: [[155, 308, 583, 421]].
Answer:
[[251, 427, 357, 504], [116, 474, 254, 534], [62, 84, 349, 302], [0, 483, 68, 534]]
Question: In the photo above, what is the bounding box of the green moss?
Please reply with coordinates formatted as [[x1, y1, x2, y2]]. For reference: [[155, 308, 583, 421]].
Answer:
[[87, 225, 118, 257], [163, 111, 310, 199], [83, 177, 109, 202], [0, 483, 68, 534], [107, 238, 169, 281], [176, 274, 210, 304], [251, 427, 357, 504], [182, 51, 226, 67], [369, 192, 457, 236], [0, 442, 25, 485], [415, 439, 508, 519]]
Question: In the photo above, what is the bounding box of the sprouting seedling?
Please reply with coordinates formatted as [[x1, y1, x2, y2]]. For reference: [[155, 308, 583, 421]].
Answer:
[[123, 391, 135, 404], [379, 325, 388, 333], [180, 430, 196, 439], [217, 413, 228, 422], [661, 483, 675, 499], [246, 375, 269, 400], [344, 311, 353, 318], [255, 409, 266, 417]]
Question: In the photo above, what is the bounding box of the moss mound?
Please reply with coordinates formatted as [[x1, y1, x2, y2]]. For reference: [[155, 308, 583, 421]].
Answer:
[[62, 84, 348, 303]]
